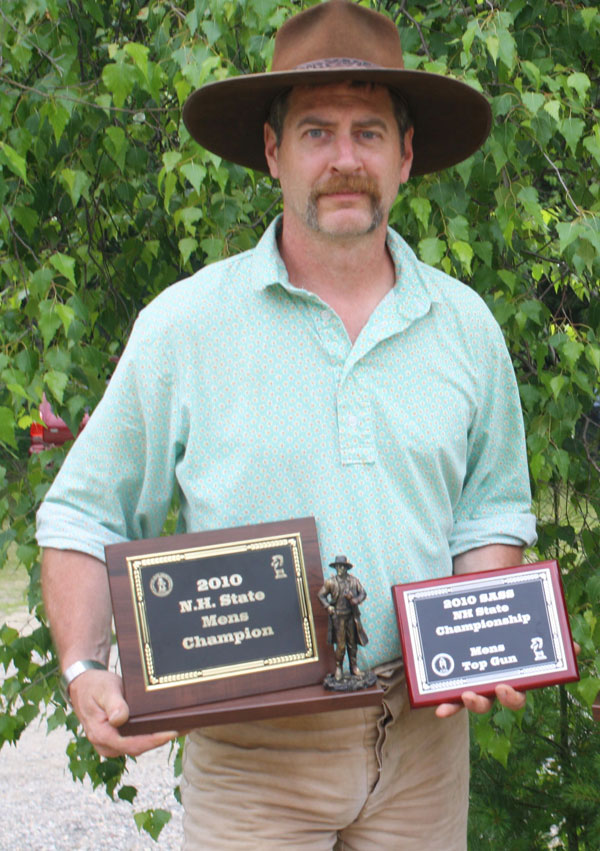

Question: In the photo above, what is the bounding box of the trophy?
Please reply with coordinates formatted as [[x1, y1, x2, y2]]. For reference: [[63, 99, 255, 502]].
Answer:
[[318, 555, 377, 691]]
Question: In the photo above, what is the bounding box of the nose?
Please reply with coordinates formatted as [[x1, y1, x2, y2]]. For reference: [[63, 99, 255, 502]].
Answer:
[[330, 133, 362, 173]]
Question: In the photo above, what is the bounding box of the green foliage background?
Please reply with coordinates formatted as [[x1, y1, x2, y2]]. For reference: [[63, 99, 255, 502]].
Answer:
[[1, 0, 599, 846]]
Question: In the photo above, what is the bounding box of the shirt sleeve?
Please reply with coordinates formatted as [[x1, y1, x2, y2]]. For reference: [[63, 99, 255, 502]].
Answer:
[[36, 308, 185, 562], [448, 316, 537, 557]]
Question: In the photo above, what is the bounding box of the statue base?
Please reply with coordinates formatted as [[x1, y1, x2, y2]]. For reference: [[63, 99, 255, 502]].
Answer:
[[323, 671, 378, 692]]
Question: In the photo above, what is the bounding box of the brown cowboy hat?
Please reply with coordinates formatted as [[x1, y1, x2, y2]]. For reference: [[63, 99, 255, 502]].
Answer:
[[182, 0, 491, 177]]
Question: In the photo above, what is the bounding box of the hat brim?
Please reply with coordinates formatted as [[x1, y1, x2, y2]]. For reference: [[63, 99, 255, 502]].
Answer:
[[182, 67, 491, 177]]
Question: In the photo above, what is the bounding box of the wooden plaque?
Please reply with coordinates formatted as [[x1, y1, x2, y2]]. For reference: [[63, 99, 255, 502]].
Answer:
[[106, 517, 382, 733], [392, 560, 579, 708]]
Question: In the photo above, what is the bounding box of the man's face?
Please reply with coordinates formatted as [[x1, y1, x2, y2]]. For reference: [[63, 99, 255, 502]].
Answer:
[[335, 564, 348, 578], [264, 82, 413, 241]]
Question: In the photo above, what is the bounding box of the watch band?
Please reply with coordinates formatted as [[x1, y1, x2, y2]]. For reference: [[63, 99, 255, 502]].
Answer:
[[60, 659, 107, 701]]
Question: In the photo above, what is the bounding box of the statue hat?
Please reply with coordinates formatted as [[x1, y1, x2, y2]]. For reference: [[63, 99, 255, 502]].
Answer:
[[329, 555, 354, 569], [182, 0, 491, 177]]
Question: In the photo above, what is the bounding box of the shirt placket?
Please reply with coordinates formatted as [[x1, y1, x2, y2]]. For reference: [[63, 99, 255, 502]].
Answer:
[[310, 301, 377, 466]]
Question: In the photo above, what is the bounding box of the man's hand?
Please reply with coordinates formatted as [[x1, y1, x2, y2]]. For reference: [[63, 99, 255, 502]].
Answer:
[[69, 668, 177, 757], [435, 683, 526, 719], [435, 644, 580, 719]]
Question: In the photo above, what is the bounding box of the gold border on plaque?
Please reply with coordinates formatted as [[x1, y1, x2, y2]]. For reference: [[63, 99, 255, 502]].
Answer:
[[126, 533, 319, 691]]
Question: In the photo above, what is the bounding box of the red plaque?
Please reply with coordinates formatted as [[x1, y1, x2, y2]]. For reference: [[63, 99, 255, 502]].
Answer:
[[392, 560, 579, 708], [106, 517, 382, 733]]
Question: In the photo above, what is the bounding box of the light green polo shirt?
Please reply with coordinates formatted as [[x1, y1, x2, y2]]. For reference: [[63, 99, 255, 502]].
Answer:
[[36, 217, 536, 667]]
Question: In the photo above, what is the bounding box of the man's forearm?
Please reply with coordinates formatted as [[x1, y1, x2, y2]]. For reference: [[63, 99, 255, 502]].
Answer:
[[42, 547, 113, 670], [453, 543, 523, 576]]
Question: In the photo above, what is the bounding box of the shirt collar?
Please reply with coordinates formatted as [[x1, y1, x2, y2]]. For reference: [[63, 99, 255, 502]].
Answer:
[[249, 217, 290, 292], [249, 215, 440, 325]]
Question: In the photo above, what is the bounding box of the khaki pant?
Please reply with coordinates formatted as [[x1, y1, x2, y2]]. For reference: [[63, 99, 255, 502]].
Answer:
[[181, 670, 469, 850]]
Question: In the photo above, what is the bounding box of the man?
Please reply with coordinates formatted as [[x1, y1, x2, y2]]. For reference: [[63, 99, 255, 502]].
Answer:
[[318, 555, 368, 681], [37, 2, 537, 848]]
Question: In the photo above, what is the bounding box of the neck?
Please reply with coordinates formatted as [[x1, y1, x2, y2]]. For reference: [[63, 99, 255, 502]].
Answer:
[[277, 216, 396, 343]]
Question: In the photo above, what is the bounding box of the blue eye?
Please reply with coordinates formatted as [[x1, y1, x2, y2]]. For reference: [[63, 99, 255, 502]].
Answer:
[[308, 129, 323, 138]]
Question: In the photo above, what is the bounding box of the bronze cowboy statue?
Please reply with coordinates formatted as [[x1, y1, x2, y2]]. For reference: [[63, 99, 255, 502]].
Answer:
[[318, 555, 369, 683]]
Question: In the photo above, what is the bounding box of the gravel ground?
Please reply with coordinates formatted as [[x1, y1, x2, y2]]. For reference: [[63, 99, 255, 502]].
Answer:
[[0, 609, 184, 850]]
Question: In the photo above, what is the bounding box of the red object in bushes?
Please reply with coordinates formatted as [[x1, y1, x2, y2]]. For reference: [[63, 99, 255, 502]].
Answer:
[[29, 395, 90, 453]]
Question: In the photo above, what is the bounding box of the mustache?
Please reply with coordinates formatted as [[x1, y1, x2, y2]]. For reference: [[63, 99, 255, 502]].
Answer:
[[311, 175, 381, 200]]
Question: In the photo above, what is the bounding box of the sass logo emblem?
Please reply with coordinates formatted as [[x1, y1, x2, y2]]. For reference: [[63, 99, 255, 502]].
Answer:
[[431, 652, 455, 677], [149, 572, 174, 598]]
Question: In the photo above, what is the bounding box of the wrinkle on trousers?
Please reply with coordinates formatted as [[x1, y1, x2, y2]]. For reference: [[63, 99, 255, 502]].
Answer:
[[181, 672, 469, 850]]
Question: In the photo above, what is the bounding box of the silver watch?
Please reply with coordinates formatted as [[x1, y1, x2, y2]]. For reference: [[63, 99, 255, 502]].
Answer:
[[60, 659, 107, 703]]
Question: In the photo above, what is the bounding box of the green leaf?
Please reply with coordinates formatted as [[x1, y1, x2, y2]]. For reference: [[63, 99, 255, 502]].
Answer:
[[175, 207, 202, 236], [520, 60, 541, 88], [497, 29, 517, 71], [180, 163, 207, 193], [497, 270, 517, 294], [104, 127, 127, 172], [543, 100, 561, 122], [521, 92, 545, 115], [50, 253, 76, 287], [574, 677, 600, 707], [580, 8, 598, 31], [178, 237, 198, 265], [118, 785, 138, 803], [200, 236, 225, 264], [485, 35, 499, 64], [583, 128, 600, 166], [566, 72, 591, 102], [555, 221, 582, 253], [418, 237, 446, 266], [451, 240, 474, 274], [558, 338, 584, 367], [45, 370, 69, 405], [586, 572, 600, 604], [517, 186, 545, 228], [59, 169, 92, 207], [549, 374, 567, 399], [0, 407, 17, 448], [102, 62, 135, 108], [124, 42, 149, 78], [518, 299, 546, 326], [134, 808, 172, 841], [45, 100, 71, 145], [560, 118, 585, 154], [553, 447, 570, 479], [409, 197, 431, 231], [584, 345, 600, 372], [0, 142, 28, 183], [201, 20, 223, 46], [162, 152, 182, 173], [55, 303, 76, 336], [37, 301, 63, 348], [12, 205, 39, 237]]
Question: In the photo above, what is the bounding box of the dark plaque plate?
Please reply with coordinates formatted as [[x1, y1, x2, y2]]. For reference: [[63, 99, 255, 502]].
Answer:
[[392, 560, 579, 708], [106, 518, 382, 733]]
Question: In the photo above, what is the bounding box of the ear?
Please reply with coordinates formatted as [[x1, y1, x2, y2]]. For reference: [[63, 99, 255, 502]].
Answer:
[[264, 123, 280, 179], [399, 126, 414, 184]]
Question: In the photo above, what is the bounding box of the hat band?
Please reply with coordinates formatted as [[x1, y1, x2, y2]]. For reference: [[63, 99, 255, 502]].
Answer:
[[294, 57, 383, 70]]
